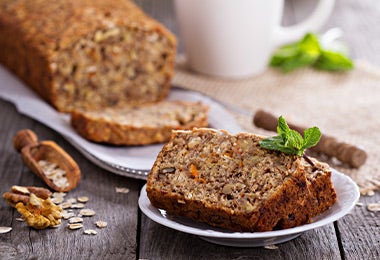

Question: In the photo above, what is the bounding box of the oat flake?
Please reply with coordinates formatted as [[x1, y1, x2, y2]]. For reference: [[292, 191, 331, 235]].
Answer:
[[68, 223, 83, 230], [95, 221, 108, 228], [79, 209, 96, 217], [71, 203, 85, 209], [84, 229, 97, 235], [51, 197, 65, 204], [77, 196, 89, 203], [62, 211, 76, 220], [0, 227, 12, 234], [264, 244, 278, 250], [367, 203, 380, 212], [69, 217, 84, 224], [115, 187, 130, 194]]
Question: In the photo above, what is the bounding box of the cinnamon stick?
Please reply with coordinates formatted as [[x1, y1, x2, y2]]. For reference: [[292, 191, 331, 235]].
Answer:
[[253, 109, 367, 168]]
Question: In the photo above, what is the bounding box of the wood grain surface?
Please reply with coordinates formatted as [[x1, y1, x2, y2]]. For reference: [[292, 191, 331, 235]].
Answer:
[[1, 0, 379, 259]]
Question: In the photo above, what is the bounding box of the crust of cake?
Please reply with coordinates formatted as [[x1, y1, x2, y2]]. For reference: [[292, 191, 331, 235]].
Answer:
[[0, 0, 176, 112], [70, 101, 209, 146], [146, 128, 333, 232], [276, 159, 337, 229]]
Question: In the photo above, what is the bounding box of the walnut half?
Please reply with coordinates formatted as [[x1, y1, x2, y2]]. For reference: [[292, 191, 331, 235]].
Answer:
[[2, 185, 52, 207], [16, 193, 62, 229], [3, 185, 62, 229]]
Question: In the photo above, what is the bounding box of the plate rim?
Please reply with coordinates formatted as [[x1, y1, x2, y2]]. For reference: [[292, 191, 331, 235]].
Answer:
[[138, 169, 359, 239]]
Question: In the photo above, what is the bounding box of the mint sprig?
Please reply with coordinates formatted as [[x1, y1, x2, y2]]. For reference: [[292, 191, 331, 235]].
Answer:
[[270, 33, 354, 73], [259, 116, 321, 158]]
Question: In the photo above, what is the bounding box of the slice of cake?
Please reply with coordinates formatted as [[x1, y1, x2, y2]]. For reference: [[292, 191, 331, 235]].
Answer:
[[70, 101, 209, 146], [146, 128, 337, 232], [276, 158, 336, 229]]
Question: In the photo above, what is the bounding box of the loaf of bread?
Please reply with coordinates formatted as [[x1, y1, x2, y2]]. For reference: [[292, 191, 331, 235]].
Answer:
[[146, 128, 336, 232], [70, 101, 209, 146], [0, 0, 176, 112]]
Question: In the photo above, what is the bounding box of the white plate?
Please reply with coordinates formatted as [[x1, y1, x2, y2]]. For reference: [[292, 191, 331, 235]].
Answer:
[[139, 169, 360, 247], [0, 65, 244, 179]]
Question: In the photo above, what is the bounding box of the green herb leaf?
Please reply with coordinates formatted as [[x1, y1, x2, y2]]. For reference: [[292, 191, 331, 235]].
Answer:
[[270, 32, 354, 73], [259, 116, 321, 157], [303, 127, 322, 149], [314, 50, 354, 71]]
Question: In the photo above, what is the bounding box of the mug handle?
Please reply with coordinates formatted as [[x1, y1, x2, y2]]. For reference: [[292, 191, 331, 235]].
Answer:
[[273, 0, 335, 47]]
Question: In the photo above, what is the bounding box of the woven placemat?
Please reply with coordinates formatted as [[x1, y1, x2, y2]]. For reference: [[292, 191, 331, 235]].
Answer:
[[172, 60, 380, 195]]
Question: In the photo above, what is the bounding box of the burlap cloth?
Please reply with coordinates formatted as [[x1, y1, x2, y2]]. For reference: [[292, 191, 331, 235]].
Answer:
[[172, 60, 380, 195]]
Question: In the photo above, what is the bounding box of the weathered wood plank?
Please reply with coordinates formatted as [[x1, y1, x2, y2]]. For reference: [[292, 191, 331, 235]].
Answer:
[[335, 195, 380, 260], [0, 99, 141, 259], [138, 212, 340, 260]]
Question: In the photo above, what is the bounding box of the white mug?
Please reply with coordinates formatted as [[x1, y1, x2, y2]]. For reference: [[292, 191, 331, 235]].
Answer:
[[174, 0, 335, 79]]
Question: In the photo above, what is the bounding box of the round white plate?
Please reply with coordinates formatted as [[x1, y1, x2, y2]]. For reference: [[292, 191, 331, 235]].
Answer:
[[139, 169, 359, 247]]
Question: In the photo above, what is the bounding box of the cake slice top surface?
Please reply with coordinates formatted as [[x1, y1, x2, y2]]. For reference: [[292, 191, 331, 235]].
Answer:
[[148, 128, 304, 214]]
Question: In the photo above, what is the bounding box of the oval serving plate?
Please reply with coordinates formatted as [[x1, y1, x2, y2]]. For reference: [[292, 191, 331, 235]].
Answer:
[[139, 169, 359, 247]]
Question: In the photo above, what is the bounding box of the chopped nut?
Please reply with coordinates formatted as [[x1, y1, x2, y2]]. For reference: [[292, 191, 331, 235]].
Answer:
[[79, 209, 96, 217], [3, 185, 52, 207], [161, 167, 175, 174], [222, 184, 234, 195], [15, 194, 62, 229], [83, 229, 97, 235], [0, 227, 12, 234], [95, 221, 107, 228], [16, 186, 52, 198], [11, 186, 30, 195], [68, 223, 83, 230], [3, 192, 29, 207], [187, 137, 202, 149]]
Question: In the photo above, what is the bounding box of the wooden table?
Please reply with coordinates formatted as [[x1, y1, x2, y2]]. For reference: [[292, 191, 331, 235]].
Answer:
[[1, 0, 379, 259]]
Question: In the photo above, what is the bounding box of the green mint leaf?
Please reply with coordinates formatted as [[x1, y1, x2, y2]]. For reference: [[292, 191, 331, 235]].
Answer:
[[279, 53, 318, 73], [270, 32, 354, 73], [259, 116, 321, 157], [287, 130, 305, 150], [270, 33, 321, 73], [314, 50, 354, 71], [302, 127, 321, 149], [270, 43, 299, 66], [259, 136, 298, 155], [277, 116, 290, 137], [298, 33, 321, 58]]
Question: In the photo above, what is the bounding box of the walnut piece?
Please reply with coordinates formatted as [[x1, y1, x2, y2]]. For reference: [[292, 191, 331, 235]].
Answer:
[[2, 185, 52, 207], [16, 193, 62, 229]]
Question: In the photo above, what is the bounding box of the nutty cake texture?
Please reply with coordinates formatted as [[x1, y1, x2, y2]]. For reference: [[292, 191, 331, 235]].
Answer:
[[71, 101, 209, 146], [146, 128, 336, 232], [0, 0, 176, 112]]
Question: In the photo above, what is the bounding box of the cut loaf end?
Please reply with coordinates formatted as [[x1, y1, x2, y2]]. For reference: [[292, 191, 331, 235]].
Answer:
[[0, 0, 176, 112], [70, 101, 209, 146]]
